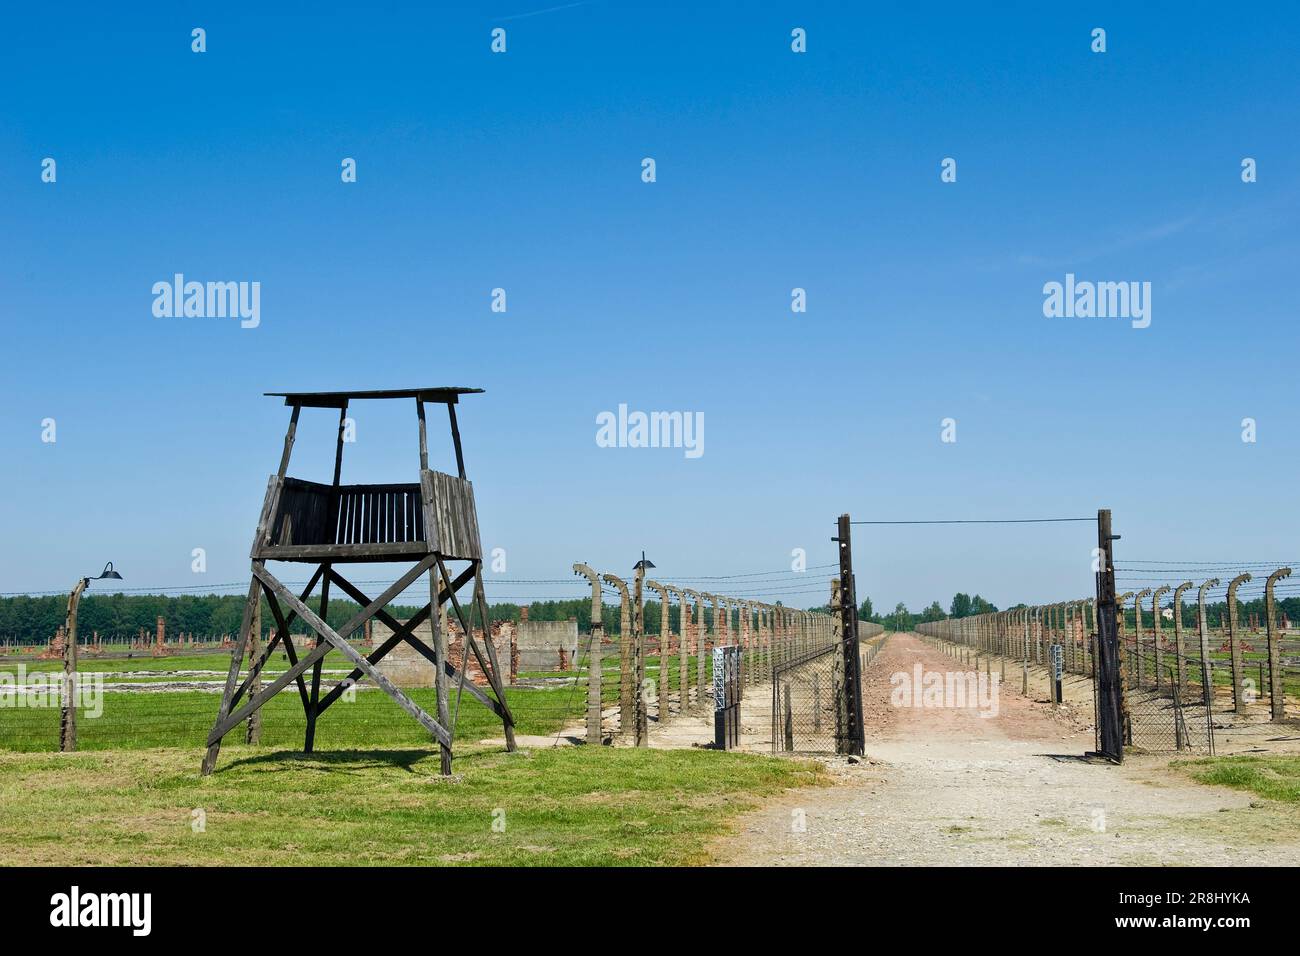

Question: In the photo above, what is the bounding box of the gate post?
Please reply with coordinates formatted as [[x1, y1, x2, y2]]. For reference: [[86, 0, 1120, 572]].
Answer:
[[830, 578, 847, 750], [1093, 509, 1125, 763], [833, 514, 865, 756]]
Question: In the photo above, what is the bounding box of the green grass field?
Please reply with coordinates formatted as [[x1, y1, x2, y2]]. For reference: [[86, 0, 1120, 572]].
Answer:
[[0, 648, 716, 751], [4, 651, 247, 674], [0, 646, 830, 866], [0, 745, 826, 866], [0, 683, 588, 751], [1176, 755, 1300, 804]]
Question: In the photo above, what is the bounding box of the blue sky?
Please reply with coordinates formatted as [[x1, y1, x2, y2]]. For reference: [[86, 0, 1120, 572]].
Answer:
[[2, 2, 1298, 612]]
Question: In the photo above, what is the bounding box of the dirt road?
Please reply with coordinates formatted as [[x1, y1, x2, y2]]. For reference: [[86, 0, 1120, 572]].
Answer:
[[713, 632, 1300, 865]]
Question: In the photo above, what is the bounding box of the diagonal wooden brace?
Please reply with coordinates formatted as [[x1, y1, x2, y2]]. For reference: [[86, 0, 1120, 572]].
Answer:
[[315, 563, 512, 724], [313, 605, 431, 715], [206, 634, 334, 745], [205, 557, 442, 749], [260, 586, 313, 712], [252, 563, 453, 748]]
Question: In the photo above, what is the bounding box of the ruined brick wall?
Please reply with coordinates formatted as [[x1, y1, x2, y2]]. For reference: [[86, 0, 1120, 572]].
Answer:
[[515, 619, 579, 672], [371, 618, 515, 688]]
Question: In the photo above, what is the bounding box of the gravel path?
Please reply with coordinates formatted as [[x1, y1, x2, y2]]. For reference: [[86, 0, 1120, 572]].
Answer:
[[713, 632, 1300, 866]]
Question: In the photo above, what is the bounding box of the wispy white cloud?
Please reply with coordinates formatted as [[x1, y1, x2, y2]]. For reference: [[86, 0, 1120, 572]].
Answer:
[[1011, 214, 1199, 270], [495, 1, 590, 21]]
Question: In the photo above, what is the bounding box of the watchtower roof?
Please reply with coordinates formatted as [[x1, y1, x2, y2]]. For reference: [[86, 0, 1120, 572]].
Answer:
[[265, 387, 484, 408]]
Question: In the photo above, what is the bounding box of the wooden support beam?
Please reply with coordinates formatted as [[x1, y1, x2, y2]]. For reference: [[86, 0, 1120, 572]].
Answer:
[[229, 566, 325, 712], [253, 564, 454, 749], [206, 634, 336, 746], [416, 399, 430, 471], [276, 404, 302, 478], [429, 561, 453, 773], [433, 556, 516, 732], [448, 404, 466, 479], [260, 585, 313, 713], [473, 571, 517, 750], [315, 562, 502, 720], [202, 575, 267, 774], [205, 557, 442, 753], [314, 620, 426, 715]]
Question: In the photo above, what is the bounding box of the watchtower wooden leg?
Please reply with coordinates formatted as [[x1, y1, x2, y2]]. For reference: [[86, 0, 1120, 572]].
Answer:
[[304, 564, 332, 753], [473, 568, 517, 751], [201, 576, 261, 776], [431, 565, 453, 775], [433, 557, 517, 752], [253, 564, 453, 748]]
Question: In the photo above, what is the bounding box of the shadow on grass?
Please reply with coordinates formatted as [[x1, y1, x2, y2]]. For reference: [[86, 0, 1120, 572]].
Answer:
[[217, 747, 466, 776]]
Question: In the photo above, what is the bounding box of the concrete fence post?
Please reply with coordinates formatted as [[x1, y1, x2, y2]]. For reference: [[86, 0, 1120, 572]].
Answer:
[[1196, 579, 1220, 707], [666, 584, 689, 717], [573, 563, 604, 742], [646, 580, 672, 725], [1171, 581, 1193, 695], [1021, 608, 1030, 695], [743, 601, 755, 685], [1226, 573, 1252, 712], [602, 572, 633, 739], [1150, 586, 1170, 690], [1266, 568, 1292, 722], [1116, 592, 1133, 690], [683, 588, 703, 715], [703, 593, 720, 713], [1132, 590, 1151, 688]]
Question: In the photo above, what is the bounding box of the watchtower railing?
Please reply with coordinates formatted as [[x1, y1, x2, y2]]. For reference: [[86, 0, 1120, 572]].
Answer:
[[254, 469, 481, 561]]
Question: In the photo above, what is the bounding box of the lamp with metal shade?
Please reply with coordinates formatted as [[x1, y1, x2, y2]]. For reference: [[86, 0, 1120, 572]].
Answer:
[[60, 561, 123, 752]]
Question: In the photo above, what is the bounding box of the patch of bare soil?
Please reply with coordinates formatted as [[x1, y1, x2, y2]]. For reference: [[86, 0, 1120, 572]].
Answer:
[[712, 632, 1300, 866]]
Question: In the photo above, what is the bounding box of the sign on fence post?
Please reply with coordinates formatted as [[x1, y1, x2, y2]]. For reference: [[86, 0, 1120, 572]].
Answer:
[[713, 645, 741, 750]]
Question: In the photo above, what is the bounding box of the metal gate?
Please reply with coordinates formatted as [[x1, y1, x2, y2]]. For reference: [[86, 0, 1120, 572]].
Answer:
[[771, 643, 848, 754]]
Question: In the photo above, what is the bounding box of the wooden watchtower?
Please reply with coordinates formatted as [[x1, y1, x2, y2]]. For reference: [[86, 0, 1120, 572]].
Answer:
[[201, 388, 515, 776]]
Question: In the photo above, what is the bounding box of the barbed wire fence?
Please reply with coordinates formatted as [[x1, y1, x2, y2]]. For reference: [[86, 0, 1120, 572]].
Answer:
[[914, 562, 1300, 755], [569, 562, 847, 746], [0, 561, 854, 754]]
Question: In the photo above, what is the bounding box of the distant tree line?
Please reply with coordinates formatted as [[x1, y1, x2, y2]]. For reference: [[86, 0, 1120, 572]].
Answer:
[[4, 588, 1293, 645], [855, 591, 1300, 634], [0, 592, 819, 644]]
